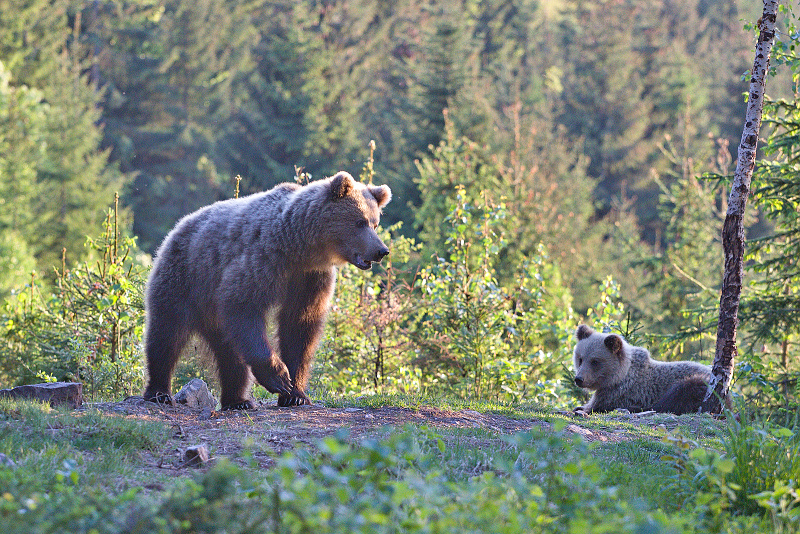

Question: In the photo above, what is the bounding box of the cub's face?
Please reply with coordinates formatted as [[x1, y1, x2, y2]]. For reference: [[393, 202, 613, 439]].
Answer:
[[573, 325, 627, 390], [327, 172, 392, 270]]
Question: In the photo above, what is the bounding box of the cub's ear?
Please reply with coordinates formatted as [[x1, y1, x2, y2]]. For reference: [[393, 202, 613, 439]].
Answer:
[[369, 185, 392, 208], [576, 324, 594, 341], [604, 334, 624, 356], [330, 171, 355, 199]]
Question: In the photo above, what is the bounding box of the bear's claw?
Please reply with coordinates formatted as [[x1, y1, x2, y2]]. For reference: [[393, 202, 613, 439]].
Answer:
[[221, 400, 255, 411], [260, 373, 293, 396], [143, 391, 174, 405], [277, 389, 311, 407]]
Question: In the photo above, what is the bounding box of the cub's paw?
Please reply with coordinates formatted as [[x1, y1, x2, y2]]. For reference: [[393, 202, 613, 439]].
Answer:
[[277, 389, 311, 407], [573, 406, 590, 417], [144, 390, 174, 405], [221, 400, 256, 411]]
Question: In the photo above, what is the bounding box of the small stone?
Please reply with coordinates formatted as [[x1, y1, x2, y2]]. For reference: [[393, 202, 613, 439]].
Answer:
[[174, 379, 218, 411], [0, 453, 16, 468], [183, 444, 210, 467]]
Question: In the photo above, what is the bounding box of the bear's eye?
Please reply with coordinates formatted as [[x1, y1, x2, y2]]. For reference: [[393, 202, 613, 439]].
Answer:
[[590, 359, 600, 368], [577, 357, 583, 366], [356, 220, 368, 229]]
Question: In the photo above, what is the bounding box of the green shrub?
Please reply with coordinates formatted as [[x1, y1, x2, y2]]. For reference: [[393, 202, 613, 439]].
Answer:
[[317, 180, 585, 405], [0, 429, 696, 534], [666, 413, 800, 532], [0, 197, 146, 399]]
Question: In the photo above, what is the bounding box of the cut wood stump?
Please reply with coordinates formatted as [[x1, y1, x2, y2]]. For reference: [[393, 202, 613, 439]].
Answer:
[[0, 382, 84, 408]]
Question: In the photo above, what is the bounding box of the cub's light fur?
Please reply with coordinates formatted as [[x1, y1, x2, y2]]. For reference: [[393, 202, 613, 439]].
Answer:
[[572, 324, 711, 415], [143, 172, 391, 410]]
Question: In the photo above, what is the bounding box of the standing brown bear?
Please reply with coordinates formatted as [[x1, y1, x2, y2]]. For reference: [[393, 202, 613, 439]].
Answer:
[[143, 172, 392, 409]]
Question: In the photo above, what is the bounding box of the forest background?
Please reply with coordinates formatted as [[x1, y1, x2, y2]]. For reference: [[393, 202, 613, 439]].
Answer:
[[1, 0, 799, 412]]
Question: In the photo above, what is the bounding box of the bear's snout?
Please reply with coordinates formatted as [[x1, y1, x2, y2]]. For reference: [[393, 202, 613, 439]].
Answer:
[[372, 246, 390, 262], [574, 376, 584, 387], [350, 245, 390, 270]]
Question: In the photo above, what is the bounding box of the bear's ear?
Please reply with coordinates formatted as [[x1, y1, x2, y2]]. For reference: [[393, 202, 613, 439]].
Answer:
[[330, 171, 355, 200], [369, 185, 392, 208], [576, 324, 594, 341], [604, 334, 624, 356]]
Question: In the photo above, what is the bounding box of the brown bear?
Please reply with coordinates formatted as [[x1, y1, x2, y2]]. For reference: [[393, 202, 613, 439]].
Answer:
[[572, 324, 713, 415], [142, 171, 392, 409]]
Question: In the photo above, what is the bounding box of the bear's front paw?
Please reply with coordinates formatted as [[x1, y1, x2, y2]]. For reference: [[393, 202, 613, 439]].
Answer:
[[260, 373, 293, 396], [277, 389, 311, 407], [221, 400, 255, 411], [573, 406, 590, 417]]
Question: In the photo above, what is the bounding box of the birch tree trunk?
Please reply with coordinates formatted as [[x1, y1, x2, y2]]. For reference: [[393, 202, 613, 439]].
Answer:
[[702, 0, 780, 413]]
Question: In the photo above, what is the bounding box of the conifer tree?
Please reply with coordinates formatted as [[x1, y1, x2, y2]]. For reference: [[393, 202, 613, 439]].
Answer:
[[741, 6, 800, 369], [0, 61, 40, 296], [97, 0, 257, 252], [218, 1, 311, 190], [0, 0, 122, 279]]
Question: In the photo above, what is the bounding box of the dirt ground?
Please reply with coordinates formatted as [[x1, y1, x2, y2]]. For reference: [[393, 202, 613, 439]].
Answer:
[[86, 397, 653, 476]]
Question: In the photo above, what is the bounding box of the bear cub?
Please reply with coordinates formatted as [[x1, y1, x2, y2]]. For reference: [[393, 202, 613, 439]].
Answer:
[[143, 171, 391, 410], [572, 324, 713, 415]]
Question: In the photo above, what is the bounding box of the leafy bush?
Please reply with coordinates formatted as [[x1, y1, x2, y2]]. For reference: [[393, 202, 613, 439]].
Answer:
[[411, 186, 575, 402], [666, 414, 800, 532], [0, 197, 146, 399], [317, 221, 421, 396], [317, 178, 584, 405], [0, 428, 698, 533]]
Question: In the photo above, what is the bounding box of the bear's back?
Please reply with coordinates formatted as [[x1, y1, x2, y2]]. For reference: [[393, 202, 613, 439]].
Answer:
[[620, 350, 710, 411], [148, 182, 306, 305]]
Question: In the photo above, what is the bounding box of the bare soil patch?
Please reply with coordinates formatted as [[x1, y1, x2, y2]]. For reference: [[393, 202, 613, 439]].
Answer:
[[83, 397, 645, 477]]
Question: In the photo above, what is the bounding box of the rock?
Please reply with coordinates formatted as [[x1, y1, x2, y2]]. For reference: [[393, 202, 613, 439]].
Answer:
[[0, 382, 83, 408], [174, 379, 218, 411], [0, 453, 16, 468], [183, 444, 210, 467]]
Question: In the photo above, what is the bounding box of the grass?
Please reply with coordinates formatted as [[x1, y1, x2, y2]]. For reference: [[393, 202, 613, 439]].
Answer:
[[0, 398, 172, 494], [0, 394, 793, 532]]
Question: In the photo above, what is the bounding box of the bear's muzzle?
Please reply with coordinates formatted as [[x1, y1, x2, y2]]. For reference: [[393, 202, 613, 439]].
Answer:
[[353, 247, 390, 270]]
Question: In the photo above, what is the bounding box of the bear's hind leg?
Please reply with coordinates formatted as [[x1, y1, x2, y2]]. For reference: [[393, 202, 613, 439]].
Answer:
[[277, 271, 335, 407], [143, 309, 190, 405], [653, 376, 708, 415], [204, 332, 256, 410]]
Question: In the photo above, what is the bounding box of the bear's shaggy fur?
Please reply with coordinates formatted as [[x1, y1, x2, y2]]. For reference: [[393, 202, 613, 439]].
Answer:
[[142, 172, 392, 409], [572, 325, 712, 415]]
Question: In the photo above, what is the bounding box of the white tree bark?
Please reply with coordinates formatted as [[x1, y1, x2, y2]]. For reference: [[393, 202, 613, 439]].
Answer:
[[702, 0, 780, 412]]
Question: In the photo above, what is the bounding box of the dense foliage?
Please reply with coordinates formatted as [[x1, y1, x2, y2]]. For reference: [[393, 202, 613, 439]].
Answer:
[[0, 198, 145, 399], [2, 0, 800, 408], [0, 0, 760, 298], [4, 397, 800, 533], [7, 2, 800, 531]]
